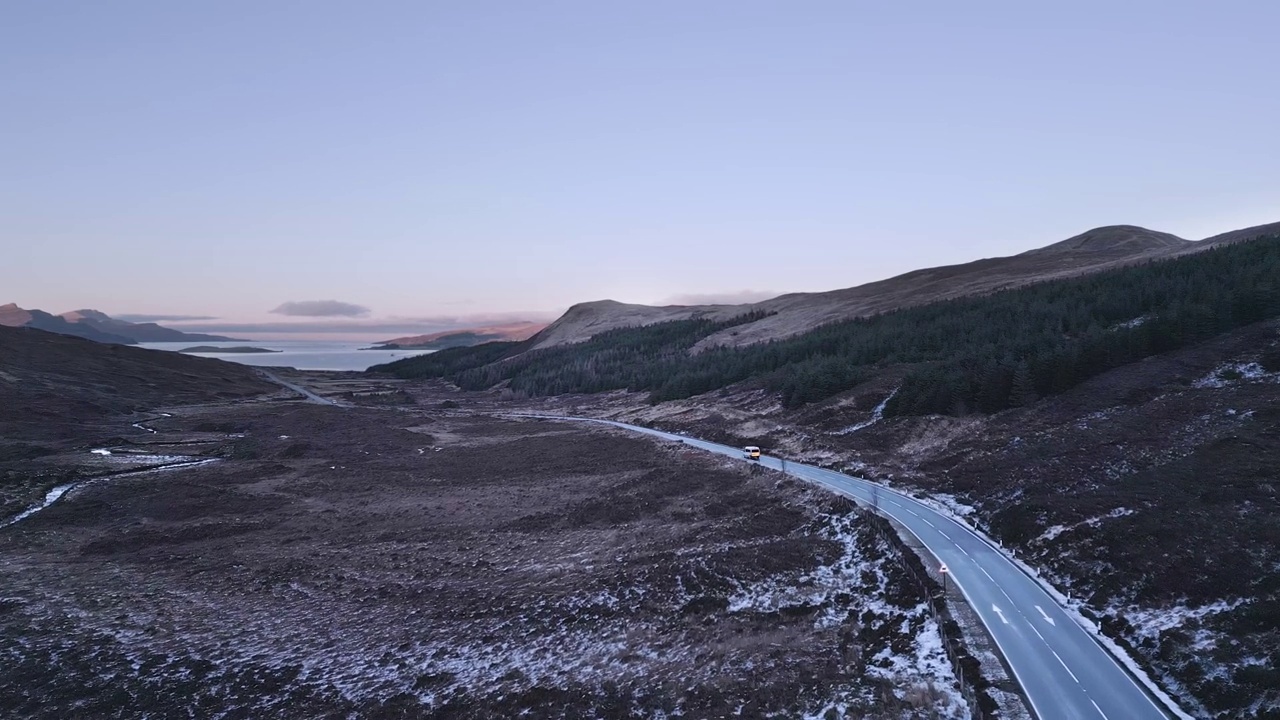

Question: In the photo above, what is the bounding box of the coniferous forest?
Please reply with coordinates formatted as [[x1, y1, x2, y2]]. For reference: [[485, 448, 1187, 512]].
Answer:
[[374, 233, 1280, 416]]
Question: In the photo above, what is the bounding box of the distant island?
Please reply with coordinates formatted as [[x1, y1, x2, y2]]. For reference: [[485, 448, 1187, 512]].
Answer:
[[367, 322, 547, 350], [181, 346, 281, 354]]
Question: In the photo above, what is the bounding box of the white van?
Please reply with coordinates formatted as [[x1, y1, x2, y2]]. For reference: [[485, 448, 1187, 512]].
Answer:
[[743, 445, 761, 460]]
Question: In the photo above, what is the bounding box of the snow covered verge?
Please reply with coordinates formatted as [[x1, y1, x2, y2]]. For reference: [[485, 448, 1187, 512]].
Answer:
[[877, 471, 1270, 720], [730, 511, 971, 719]]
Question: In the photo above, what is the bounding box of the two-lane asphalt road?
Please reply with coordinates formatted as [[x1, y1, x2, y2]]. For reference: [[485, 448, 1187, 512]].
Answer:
[[536, 416, 1179, 720]]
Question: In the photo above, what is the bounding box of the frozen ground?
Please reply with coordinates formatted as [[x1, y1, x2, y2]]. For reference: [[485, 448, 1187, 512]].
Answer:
[[1, 398, 971, 719]]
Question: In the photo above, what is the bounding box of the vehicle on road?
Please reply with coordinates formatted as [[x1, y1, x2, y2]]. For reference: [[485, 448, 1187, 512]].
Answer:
[[742, 445, 761, 460]]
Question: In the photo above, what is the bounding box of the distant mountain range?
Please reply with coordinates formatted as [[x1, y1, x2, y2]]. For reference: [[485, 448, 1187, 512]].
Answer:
[[0, 304, 239, 345], [371, 322, 548, 350]]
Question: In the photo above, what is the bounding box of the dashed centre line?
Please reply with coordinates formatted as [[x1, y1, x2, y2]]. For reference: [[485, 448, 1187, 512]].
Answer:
[[1051, 650, 1080, 683]]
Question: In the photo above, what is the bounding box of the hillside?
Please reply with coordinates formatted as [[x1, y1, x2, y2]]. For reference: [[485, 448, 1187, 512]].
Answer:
[[522, 222, 1278, 353], [527, 300, 735, 350], [375, 229, 1280, 414], [374, 321, 548, 349], [1198, 220, 1280, 248], [0, 325, 274, 441], [1019, 224, 1190, 257]]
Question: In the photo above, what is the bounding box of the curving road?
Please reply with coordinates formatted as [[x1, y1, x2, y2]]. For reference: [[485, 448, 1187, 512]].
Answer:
[[535, 416, 1179, 720]]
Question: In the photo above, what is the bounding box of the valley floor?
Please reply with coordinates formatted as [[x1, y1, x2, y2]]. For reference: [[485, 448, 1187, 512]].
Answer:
[[1, 393, 972, 719]]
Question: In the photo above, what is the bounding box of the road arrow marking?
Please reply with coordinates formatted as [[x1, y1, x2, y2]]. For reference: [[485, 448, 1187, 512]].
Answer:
[[992, 604, 1009, 624], [1035, 605, 1056, 626]]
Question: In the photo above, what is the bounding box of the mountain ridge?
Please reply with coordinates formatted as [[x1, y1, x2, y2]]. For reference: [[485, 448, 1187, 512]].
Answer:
[[58, 308, 237, 342], [0, 304, 137, 344], [0, 305, 237, 344], [525, 221, 1279, 353]]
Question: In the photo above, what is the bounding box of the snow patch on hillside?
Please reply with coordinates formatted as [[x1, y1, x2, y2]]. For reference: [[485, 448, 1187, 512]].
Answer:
[[834, 388, 899, 435], [1194, 361, 1279, 388], [1124, 599, 1245, 641], [727, 513, 970, 719], [1036, 507, 1136, 543]]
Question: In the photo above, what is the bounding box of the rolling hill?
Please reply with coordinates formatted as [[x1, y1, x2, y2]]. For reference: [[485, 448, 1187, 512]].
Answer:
[[524, 222, 1280, 353]]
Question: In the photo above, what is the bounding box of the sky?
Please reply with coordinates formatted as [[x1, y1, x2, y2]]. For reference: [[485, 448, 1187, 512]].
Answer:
[[3, 1, 1278, 339]]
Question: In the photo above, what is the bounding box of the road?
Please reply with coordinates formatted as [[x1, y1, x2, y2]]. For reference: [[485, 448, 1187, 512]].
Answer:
[[537, 416, 1179, 720], [258, 370, 338, 405]]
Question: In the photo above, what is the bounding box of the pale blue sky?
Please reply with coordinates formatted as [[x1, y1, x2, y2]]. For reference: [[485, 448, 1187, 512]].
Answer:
[[3, 1, 1277, 337]]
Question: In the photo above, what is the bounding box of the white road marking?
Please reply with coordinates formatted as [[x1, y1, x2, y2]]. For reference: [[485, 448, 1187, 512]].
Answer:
[[992, 604, 1009, 624], [1091, 699, 1111, 720], [979, 566, 995, 581], [958, 546, 971, 557], [1029, 623, 1047, 642], [922, 519, 936, 528], [1036, 605, 1057, 626], [1051, 650, 1080, 683]]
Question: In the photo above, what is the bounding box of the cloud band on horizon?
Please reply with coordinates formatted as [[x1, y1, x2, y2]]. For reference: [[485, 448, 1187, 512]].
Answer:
[[270, 300, 371, 317], [114, 313, 219, 323]]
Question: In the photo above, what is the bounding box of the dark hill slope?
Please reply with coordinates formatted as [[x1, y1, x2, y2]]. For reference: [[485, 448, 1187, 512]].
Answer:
[[376, 231, 1280, 415], [1195, 220, 1280, 249], [0, 326, 274, 440], [521, 223, 1276, 354], [689, 223, 1266, 351]]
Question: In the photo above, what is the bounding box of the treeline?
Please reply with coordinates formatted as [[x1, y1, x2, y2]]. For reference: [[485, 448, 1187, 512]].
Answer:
[[375, 233, 1280, 416], [373, 311, 775, 396]]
